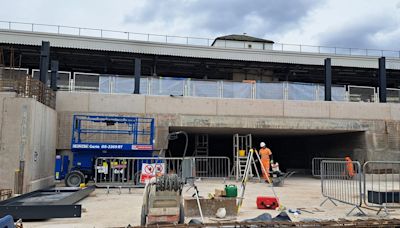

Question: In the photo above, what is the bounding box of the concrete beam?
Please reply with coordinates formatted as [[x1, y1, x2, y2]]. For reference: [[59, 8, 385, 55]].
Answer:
[[216, 99, 283, 117], [88, 93, 145, 113], [284, 100, 330, 118], [329, 102, 391, 120], [145, 96, 217, 115], [56, 92, 90, 112]]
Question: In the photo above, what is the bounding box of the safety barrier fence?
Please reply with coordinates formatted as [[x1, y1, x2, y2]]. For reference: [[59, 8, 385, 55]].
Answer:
[[320, 160, 364, 216], [363, 161, 400, 215], [311, 157, 344, 177], [4, 67, 398, 103], [94, 157, 183, 188], [94, 156, 231, 188], [99, 76, 349, 102], [80, 73, 400, 103], [320, 160, 400, 216], [2, 20, 400, 58], [193, 156, 231, 178]]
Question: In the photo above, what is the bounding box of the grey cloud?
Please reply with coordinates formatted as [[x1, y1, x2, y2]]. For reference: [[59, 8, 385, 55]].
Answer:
[[318, 14, 400, 50], [124, 0, 320, 38]]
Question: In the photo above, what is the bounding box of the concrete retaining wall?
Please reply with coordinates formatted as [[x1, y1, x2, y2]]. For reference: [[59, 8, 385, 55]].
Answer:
[[0, 94, 57, 193], [55, 92, 400, 162]]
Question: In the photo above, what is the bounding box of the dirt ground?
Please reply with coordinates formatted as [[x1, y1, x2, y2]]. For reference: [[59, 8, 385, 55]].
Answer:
[[23, 176, 400, 228]]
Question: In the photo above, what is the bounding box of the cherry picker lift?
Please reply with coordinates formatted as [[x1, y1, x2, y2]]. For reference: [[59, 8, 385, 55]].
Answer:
[[59, 115, 155, 187]]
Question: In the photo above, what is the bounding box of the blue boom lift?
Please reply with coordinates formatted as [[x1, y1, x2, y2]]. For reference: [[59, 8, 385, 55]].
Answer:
[[64, 115, 155, 187]]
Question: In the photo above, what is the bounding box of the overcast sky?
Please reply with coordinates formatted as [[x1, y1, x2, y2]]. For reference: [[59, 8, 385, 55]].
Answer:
[[1, 0, 400, 50]]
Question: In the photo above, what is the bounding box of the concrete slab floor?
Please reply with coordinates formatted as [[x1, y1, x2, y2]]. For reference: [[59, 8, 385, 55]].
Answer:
[[23, 177, 400, 228]]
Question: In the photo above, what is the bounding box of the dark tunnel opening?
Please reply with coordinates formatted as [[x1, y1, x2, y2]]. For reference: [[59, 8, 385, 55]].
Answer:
[[167, 127, 365, 174]]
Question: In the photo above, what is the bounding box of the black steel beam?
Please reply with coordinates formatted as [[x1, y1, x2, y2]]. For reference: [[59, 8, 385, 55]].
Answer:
[[324, 58, 332, 101], [134, 58, 141, 94], [39, 41, 50, 85], [379, 57, 387, 103], [0, 205, 81, 220], [0, 186, 94, 220], [54, 186, 95, 205], [50, 60, 59, 91]]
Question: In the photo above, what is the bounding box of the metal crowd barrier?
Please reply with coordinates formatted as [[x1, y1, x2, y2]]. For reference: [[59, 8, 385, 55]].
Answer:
[[311, 157, 343, 177], [190, 156, 231, 178], [320, 160, 365, 216], [94, 156, 231, 188], [363, 161, 400, 215], [94, 157, 183, 188]]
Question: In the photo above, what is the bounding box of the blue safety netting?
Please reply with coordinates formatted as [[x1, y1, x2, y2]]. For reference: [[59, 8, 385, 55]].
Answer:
[[256, 83, 284, 100], [222, 81, 252, 99]]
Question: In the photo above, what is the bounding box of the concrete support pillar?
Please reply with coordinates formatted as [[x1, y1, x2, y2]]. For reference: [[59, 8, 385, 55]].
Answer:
[[50, 60, 59, 91], [134, 58, 141, 94], [39, 41, 50, 85], [324, 58, 332, 101], [379, 57, 386, 103]]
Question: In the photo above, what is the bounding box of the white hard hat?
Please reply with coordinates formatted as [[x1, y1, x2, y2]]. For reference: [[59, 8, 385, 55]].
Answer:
[[260, 142, 266, 147], [216, 208, 226, 218]]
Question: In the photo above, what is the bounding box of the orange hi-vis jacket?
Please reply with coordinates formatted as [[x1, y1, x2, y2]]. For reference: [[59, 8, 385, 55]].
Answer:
[[258, 147, 272, 179], [259, 148, 272, 161], [345, 157, 355, 177]]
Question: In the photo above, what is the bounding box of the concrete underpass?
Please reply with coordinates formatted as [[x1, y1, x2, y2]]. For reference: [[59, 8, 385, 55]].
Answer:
[[167, 127, 366, 174]]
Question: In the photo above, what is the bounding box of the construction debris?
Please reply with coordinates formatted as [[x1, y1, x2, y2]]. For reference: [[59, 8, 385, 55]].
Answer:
[[136, 218, 400, 227], [0, 189, 12, 201]]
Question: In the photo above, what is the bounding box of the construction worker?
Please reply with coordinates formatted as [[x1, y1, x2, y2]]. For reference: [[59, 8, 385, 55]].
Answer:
[[259, 142, 272, 181], [345, 156, 355, 178]]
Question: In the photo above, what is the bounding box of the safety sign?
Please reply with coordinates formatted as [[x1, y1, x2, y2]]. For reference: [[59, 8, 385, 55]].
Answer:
[[140, 163, 165, 183]]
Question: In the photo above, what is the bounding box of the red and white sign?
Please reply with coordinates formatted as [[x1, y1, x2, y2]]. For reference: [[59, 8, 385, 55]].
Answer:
[[132, 145, 153, 150], [140, 163, 165, 183]]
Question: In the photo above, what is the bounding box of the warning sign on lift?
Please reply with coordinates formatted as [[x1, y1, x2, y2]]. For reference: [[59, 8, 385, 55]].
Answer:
[[140, 163, 165, 183]]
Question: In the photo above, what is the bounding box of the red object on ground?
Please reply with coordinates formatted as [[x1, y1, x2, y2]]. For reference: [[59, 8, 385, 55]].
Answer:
[[256, 196, 279, 210]]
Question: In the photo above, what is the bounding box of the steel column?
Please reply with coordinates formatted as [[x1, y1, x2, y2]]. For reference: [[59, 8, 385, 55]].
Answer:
[[324, 58, 332, 101], [50, 60, 59, 91], [39, 41, 50, 85], [134, 58, 141, 94], [378, 57, 386, 103]]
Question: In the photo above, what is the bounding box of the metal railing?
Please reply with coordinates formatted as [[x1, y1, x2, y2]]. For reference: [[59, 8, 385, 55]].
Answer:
[[1, 20, 400, 58], [363, 161, 400, 215], [94, 157, 183, 188], [94, 156, 231, 188], [320, 160, 365, 216], [192, 156, 231, 178], [311, 157, 344, 177]]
